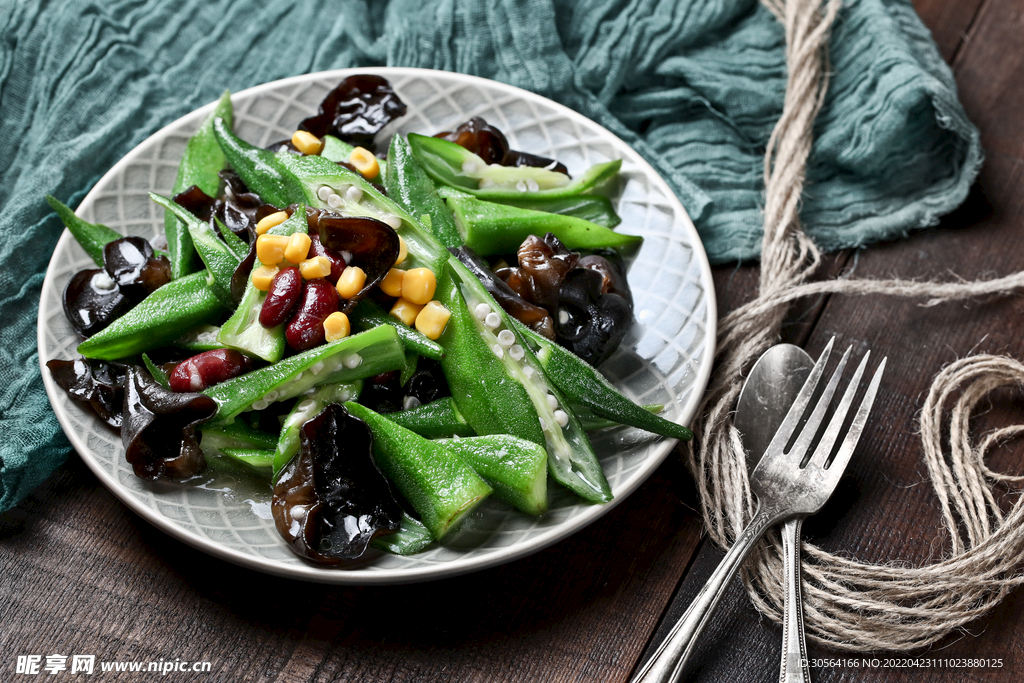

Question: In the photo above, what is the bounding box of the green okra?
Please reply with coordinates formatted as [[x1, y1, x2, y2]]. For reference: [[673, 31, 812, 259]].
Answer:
[[77, 270, 226, 361], [386, 396, 476, 439], [173, 324, 223, 352], [213, 118, 305, 208], [320, 135, 389, 177], [369, 514, 433, 556], [212, 448, 275, 476], [205, 325, 405, 428], [46, 195, 124, 267], [141, 353, 170, 388], [201, 421, 279, 453], [511, 319, 693, 442], [345, 401, 492, 540], [272, 381, 364, 478], [492, 194, 621, 228], [349, 299, 444, 361], [150, 193, 239, 309], [217, 207, 308, 363], [216, 217, 249, 260], [439, 434, 548, 516], [165, 90, 233, 279], [574, 403, 663, 432], [407, 133, 621, 201], [449, 256, 612, 503], [447, 195, 640, 255], [384, 135, 463, 249]]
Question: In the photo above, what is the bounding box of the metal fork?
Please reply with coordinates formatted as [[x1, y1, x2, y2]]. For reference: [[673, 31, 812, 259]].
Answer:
[[631, 338, 885, 683]]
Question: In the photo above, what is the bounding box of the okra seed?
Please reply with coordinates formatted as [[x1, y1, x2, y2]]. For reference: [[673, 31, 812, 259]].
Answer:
[[515, 180, 528, 193], [327, 193, 343, 209], [474, 303, 491, 320], [523, 365, 535, 377], [526, 178, 540, 192], [509, 344, 525, 361], [297, 400, 315, 411], [492, 344, 504, 359], [382, 214, 402, 230], [252, 399, 269, 411], [343, 353, 363, 369], [546, 393, 558, 410], [497, 330, 516, 346], [263, 391, 278, 402], [403, 395, 421, 411], [485, 312, 501, 329], [317, 185, 332, 201], [554, 409, 569, 428], [479, 177, 496, 189], [558, 309, 570, 325], [462, 160, 479, 174], [346, 185, 363, 203], [310, 361, 325, 375], [340, 250, 354, 263]]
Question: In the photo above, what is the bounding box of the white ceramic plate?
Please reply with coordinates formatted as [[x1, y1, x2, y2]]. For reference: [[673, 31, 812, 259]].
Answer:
[[38, 68, 716, 584]]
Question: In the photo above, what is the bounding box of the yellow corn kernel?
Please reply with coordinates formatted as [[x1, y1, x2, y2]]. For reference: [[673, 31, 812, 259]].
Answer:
[[291, 130, 323, 155], [349, 147, 380, 180], [256, 234, 290, 265], [402, 267, 437, 305], [323, 311, 351, 342], [255, 210, 289, 236], [336, 266, 367, 299], [251, 265, 280, 291], [390, 298, 424, 326], [379, 268, 405, 297], [415, 301, 451, 340], [299, 256, 332, 280], [284, 232, 312, 264], [395, 235, 408, 265]]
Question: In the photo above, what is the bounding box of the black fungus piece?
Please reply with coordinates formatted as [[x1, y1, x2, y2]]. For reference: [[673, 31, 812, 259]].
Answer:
[[272, 404, 401, 564], [360, 370, 403, 414], [436, 117, 569, 175], [308, 208, 400, 312], [404, 358, 449, 407], [300, 75, 407, 150], [46, 357, 128, 430], [577, 253, 633, 311], [102, 236, 171, 302], [504, 233, 579, 314], [556, 268, 633, 367], [451, 246, 555, 339], [217, 169, 272, 238], [62, 268, 131, 337], [121, 366, 217, 481], [172, 184, 218, 222]]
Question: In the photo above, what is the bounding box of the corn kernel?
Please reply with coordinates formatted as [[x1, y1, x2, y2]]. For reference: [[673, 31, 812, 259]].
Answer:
[[402, 268, 437, 305], [299, 255, 332, 280], [251, 265, 280, 291], [336, 266, 367, 299], [255, 210, 289, 236], [291, 130, 323, 155], [284, 232, 312, 264], [349, 147, 380, 180], [323, 311, 351, 342], [415, 301, 451, 340], [256, 234, 290, 265], [380, 268, 405, 297], [390, 298, 424, 326], [395, 236, 408, 265]]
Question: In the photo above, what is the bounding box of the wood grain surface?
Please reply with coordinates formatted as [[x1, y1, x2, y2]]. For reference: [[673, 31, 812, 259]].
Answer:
[[3, 0, 1023, 681]]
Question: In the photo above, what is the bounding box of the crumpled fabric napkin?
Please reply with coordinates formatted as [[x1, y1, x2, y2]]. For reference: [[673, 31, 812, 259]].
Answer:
[[0, 0, 979, 512]]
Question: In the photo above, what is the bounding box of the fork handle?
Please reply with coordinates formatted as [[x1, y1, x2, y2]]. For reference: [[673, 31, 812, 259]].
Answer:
[[631, 506, 781, 683], [780, 517, 812, 683]]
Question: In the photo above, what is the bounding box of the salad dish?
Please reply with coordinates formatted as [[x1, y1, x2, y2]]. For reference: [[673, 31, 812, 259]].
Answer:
[[38, 68, 715, 584]]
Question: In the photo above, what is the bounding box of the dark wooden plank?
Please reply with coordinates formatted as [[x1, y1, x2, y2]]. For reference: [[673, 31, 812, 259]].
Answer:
[[636, 0, 1024, 680], [912, 0, 985, 62]]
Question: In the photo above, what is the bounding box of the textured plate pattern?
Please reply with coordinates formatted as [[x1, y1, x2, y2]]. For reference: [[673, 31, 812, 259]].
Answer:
[[38, 68, 716, 584]]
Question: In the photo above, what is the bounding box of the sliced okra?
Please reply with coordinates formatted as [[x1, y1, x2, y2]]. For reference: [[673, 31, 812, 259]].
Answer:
[[272, 381, 364, 478], [46, 195, 124, 267], [369, 514, 433, 556], [386, 396, 476, 439], [213, 118, 306, 208], [204, 324, 404, 428], [384, 134, 463, 249], [348, 299, 444, 361], [209, 448, 275, 476], [438, 434, 548, 516]]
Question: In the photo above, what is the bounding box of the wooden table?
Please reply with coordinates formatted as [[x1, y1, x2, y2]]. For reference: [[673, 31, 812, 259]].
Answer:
[[3, 1, 1022, 680]]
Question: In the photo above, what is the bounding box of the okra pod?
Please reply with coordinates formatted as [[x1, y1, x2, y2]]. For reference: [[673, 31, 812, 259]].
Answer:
[[348, 299, 444, 361], [384, 135, 463, 249], [407, 133, 621, 200], [272, 381, 364, 477], [77, 270, 225, 361], [345, 401, 492, 540], [439, 434, 548, 516], [511, 319, 693, 441], [447, 195, 640, 255], [200, 420, 279, 453], [369, 514, 433, 556], [46, 195, 124, 267], [213, 118, 305, 208], [205, 325, 404, 428], [165, 91, 233, 279], [212, 448, 275, 476], [386, 396, 476, 439]]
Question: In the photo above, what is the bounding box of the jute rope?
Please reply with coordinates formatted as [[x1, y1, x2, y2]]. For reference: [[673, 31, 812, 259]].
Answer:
[[684, 0, 1024, 652]]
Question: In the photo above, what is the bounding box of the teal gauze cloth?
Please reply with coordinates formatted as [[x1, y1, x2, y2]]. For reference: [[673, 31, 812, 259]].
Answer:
[[0, 0, 979, 512]]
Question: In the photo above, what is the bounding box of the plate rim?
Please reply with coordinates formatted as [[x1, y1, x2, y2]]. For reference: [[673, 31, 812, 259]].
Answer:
[[37, 66, 717, 584]]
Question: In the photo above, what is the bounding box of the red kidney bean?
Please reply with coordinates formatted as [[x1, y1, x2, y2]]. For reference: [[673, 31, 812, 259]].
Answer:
[[286, 279, 340, 351], [259, 266, 303, 328], [307, 233, 346, 283], [169, 349, 254, 393]]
